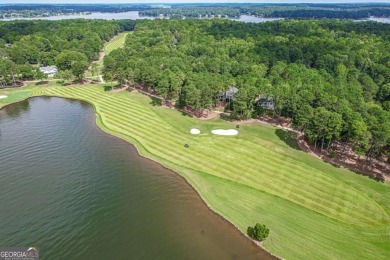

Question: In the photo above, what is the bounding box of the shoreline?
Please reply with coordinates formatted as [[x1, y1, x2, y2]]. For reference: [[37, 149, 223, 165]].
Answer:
[[2, 11, 389, 24], [2, 87, 388, 182], [0, 95, 281, 260], [64, 95, 282, 260]]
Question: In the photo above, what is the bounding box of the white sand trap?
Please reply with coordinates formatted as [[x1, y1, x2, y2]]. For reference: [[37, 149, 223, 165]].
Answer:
[[190, 128, 201, 135], [0, 95, 7, 99], [211, 129, 238, 136]]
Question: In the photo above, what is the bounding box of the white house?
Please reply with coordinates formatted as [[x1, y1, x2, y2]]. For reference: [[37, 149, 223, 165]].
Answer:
[[39, 66, 58, 76]]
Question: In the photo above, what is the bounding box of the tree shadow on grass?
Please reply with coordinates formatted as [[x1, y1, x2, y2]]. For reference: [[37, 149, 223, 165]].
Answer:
[[219, 113, 233, 122], [275, 129, 301, 151], [352, 169, 385, 182], [35, 81, 49, 86], [103, 85, 112, 91], [322, 157, 385, 182], [180, 110, 193, 118], [149, 97, 162, 106], [327, 158, 385, 183]]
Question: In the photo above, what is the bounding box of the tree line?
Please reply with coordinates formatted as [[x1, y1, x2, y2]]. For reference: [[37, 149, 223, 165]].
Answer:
[[0, 4, 150, 19], [103, 19, 390, 164], [139, 4, 390, 20], [139, 7, 241, 19], [240, 5, 390, 19], [0, 19, 135, 84]]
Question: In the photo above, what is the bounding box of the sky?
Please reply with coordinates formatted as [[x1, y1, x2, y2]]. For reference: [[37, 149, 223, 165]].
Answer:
[[1, 0, 390, 4]]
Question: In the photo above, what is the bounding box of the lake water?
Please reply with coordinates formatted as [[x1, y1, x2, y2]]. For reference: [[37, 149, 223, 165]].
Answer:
[[364, 17, 390, 23], [2, 11, 389, 24], [231, 15, 282, 23], [0, 97, 273, 259], [1, 11, 153, 21], [1, 11, 280, 23]]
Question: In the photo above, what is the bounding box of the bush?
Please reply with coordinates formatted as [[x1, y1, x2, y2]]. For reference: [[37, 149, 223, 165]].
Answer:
[[329, 151, 337, 158], [247, 223, 270, 241]]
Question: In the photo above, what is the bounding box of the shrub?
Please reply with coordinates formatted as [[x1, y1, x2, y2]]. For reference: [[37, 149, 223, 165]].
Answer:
[[247, 223, 270, 241], [329, 151, 337, 158], [247, 226, 255, 238]]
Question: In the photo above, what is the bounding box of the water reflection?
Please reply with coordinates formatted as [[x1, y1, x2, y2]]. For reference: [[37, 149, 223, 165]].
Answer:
[[0, 99, 30, 119]]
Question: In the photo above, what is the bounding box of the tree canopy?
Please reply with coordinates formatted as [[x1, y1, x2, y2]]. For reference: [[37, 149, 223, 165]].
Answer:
[[0, 19, 135, 85], [104, 18, 390, 164]]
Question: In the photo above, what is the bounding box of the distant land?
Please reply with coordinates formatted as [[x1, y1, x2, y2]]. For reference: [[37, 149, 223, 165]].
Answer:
[[1, 3, 390, 20]]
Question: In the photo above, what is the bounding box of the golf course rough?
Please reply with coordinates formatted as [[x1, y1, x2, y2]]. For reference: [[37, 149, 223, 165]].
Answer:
[[2, 85, 390, 260]]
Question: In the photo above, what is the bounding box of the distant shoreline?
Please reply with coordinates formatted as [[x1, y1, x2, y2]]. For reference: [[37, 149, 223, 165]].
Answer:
[[1, 11, 389, 24]]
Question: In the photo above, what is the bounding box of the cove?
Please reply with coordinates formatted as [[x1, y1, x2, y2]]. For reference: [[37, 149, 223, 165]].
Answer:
[[0, 97, 273, 259]]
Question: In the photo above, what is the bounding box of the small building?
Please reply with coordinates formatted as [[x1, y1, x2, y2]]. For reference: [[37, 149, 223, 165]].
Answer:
[[39, 66, 58, 76], [219, 87, 238, 101], [256, 96, 275, 110]]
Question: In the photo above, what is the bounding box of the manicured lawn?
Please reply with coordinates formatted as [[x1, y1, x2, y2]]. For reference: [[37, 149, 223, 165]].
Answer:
[[0, 81, 63, 109], [1, 84, 389, 259], [0, 90, 33, 107], [104, 32, 128, 55], [86, 32, 129, 78]]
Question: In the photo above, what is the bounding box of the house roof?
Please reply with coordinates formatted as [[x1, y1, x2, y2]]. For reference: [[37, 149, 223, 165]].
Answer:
[[226, 87, 238, 95], [39, 66, 57, 72]]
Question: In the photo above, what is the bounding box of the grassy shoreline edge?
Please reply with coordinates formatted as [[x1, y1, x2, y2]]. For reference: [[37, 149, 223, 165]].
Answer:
[[0, 93, 280, 259]]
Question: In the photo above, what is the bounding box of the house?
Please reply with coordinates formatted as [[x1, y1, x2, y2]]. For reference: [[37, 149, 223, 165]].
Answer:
[[256, 96, 275, 110], [39, 66, 58, 76], [219, 87, 238, 101]]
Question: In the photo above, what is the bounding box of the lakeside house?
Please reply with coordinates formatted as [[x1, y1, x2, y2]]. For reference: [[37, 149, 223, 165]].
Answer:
[[256, 96, 275, 110], [219, 87, 238, 101], [218, 89, 275, 110], [39, 66, 58, 76]]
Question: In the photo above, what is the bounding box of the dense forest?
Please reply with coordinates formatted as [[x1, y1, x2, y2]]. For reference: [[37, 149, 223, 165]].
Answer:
[[103, 19, 390, 164], [0, 19, 135, 83]]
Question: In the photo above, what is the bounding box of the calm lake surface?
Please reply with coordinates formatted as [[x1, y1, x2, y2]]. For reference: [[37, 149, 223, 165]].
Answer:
[[1, 11, 153, 21], [1, 11, 280, 23], [0, 97, 273, 260], [363, 17, 390, 23], [2, 11, 390, 23]]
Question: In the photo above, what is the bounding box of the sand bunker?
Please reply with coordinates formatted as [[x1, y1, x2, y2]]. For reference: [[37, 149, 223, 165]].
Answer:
[[190, 128, 201, 135], [0, 95, 7, 99], [211, 129, 238, 136]]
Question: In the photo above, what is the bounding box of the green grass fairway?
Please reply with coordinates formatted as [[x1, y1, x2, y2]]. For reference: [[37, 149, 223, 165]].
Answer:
[[86, 32, 129, 78], [104, 32, 128, 55], [1, 84, 389, 259], [0, 90, 32, 105]]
